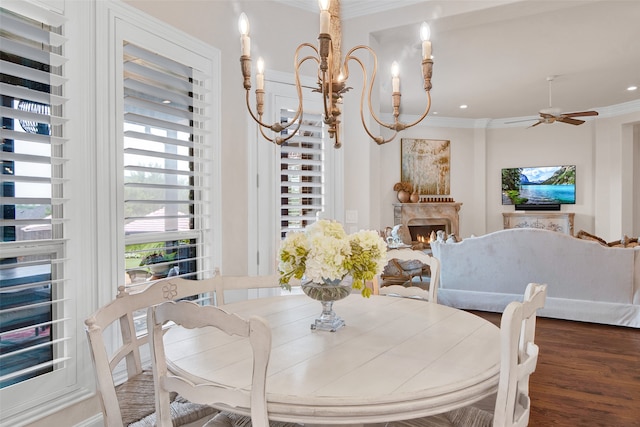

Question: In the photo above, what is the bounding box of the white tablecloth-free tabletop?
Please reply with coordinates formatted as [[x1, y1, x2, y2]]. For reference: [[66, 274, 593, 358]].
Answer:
[[163, 294, 500, 424]]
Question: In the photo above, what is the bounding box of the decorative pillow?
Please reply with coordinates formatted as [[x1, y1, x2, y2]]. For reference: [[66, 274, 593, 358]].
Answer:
[[576, 230, 608, 246], [608, 235, 639, 248]]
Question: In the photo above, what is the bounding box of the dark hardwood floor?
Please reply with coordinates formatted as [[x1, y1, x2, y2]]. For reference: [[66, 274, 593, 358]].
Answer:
[[471, 311, 640, 427]]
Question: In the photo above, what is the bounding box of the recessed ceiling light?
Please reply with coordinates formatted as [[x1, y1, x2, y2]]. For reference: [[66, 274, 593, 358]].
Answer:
[[432, 111, 439, 115], [628, 86, 638, 91], [459, 104, 468, 109]]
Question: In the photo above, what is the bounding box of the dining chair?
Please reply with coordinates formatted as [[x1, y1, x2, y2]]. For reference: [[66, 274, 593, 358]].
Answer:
[[84, 276, 220, 427], [214, 272, 302, 305], [376, 248, 441, 303], [388, 282, 547, 427], [147, 300, 272, 427]]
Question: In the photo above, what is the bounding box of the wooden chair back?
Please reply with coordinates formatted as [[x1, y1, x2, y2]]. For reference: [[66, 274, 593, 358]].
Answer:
[[378, 283, 547, 427], [377, 248, 441, 303], [379, 284, 432, 301], [84, 277, 218, 426], [215, 273, 301, 305], [148, 301, 272, 427], [493, 283, 547, 427]]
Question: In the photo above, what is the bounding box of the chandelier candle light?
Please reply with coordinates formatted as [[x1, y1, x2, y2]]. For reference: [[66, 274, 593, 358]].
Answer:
[[239, 0, 434, 148]]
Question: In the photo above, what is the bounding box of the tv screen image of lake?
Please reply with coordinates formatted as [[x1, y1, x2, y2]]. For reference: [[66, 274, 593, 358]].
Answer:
[[501, 165, 576, 205], [518, 184, 575, 204]]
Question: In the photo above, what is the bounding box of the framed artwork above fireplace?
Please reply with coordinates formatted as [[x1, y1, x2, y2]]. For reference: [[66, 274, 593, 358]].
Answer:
[[401, 138, 451, 195]]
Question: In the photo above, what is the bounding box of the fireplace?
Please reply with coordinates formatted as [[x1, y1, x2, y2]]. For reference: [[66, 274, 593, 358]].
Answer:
[[394, 202, 462, 243], [408, 225, 446, 243]]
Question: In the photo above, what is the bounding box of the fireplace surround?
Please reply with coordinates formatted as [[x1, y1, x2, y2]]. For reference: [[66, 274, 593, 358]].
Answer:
[[393, 202, 462, 242]]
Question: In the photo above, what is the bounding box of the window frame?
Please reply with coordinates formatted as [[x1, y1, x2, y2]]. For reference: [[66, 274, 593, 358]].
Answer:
[[94, 0, 221, 310]]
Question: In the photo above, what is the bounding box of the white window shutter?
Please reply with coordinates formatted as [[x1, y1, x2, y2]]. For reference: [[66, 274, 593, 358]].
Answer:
[[0, 1, 71, 393], [120, 37, 213, 299], [278, 109, 326, 238]]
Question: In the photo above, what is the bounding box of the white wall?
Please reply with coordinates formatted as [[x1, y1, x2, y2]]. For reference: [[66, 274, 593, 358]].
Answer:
[[374, 111, 640, 242], [126, 0, 640, 260], [486, 122, 597, 234]]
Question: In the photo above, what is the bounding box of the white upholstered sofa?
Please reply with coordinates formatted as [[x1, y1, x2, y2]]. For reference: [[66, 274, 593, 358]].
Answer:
[[431, 228, 640, 328]]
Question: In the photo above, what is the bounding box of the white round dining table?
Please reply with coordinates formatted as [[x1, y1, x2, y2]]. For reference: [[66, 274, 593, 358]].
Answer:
[[162, 294, 500, 424]]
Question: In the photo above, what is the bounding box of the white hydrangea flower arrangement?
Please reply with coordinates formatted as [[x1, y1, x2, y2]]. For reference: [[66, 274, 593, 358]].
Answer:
[[278, 219, 387, 297]]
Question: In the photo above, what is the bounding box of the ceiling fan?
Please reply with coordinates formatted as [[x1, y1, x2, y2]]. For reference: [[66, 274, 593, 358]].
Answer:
[[509, 76, 599, 127]]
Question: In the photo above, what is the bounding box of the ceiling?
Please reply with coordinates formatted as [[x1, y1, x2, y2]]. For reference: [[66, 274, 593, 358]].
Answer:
[[276, 0, 640, 123]]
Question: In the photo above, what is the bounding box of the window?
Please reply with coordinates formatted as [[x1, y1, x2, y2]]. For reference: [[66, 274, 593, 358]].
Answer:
[[0, 1, 220, 423], [121, 42, 212, 289], [251, 79, 341, 275], [278, 109, 325, 238], [106, 10, 218, 341], [0, 2, 69, 391]]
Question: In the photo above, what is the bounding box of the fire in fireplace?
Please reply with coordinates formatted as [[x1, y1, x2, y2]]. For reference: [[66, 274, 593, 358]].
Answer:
[[409, 224, 448, 243]]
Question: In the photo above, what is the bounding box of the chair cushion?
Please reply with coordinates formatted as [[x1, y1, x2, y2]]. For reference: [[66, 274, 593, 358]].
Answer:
[[204, 412, 302, 427], [446, 406, 494, 427], [387, 413, 454, 427], [128, 396, 219, 427], [118, 370, 218, 427], [116, 370, 162, 425], [386, 406, 493, 427]]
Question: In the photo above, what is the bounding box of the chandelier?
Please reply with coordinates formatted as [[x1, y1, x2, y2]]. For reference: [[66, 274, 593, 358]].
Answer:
[[239, 0, 434, 148]]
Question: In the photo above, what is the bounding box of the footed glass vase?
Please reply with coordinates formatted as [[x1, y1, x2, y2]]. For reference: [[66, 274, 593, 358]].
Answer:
[[301, 280, 352, 332]]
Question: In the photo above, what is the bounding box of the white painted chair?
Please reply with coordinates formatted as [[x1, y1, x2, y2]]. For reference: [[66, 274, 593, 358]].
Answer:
[[388, 282, 548, 427], [84, 277, 220, 427], [376, 248, 441, 303], [147, 300, 272, 427], [214, 273, 302, 306]]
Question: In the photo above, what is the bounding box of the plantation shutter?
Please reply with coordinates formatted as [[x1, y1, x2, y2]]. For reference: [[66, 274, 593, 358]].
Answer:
[[121, 40, 212, 289], [278, 109, 325, 239], [0, 3, 70, 389]]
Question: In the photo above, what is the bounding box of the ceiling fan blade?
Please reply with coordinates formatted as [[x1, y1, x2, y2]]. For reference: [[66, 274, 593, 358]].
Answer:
[[557, 117, 585, 125], [539, 112, 555, 119], [528, 120, 544, 128], [561, 110, 599, 118], [505, 118, 537, 124]]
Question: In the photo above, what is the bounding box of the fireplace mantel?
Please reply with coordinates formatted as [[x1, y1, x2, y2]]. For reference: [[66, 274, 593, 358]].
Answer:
[[394, 202, 462, 238]]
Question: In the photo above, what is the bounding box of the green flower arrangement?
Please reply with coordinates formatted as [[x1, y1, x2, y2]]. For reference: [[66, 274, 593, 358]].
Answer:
[[278, 219, 387, 297]]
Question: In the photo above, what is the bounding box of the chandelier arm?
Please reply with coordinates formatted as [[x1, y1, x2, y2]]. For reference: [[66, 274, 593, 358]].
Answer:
[[342, 50, 395, 145], [244, 89, 299, 145], [257, 124, 276, 144], [398, 91, 433, 129], [276, 113, 304, 146], [293, 44, 321, 128], [341, 44, 372, 82]]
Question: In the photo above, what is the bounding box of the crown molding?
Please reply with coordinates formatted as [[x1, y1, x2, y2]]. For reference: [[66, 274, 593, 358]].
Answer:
[[272, 0, 425, 20], [379, 99, 640, 130]]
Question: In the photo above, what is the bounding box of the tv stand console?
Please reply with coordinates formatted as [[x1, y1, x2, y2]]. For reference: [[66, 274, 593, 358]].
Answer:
[[503, 212, 575, 235]]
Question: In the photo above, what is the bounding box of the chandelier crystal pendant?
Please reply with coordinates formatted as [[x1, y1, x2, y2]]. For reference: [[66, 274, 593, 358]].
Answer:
[[239, 0, 434, 148]]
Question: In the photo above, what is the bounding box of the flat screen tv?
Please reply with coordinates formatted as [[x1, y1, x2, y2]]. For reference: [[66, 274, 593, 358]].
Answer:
[[501, 165, 576, 208]]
